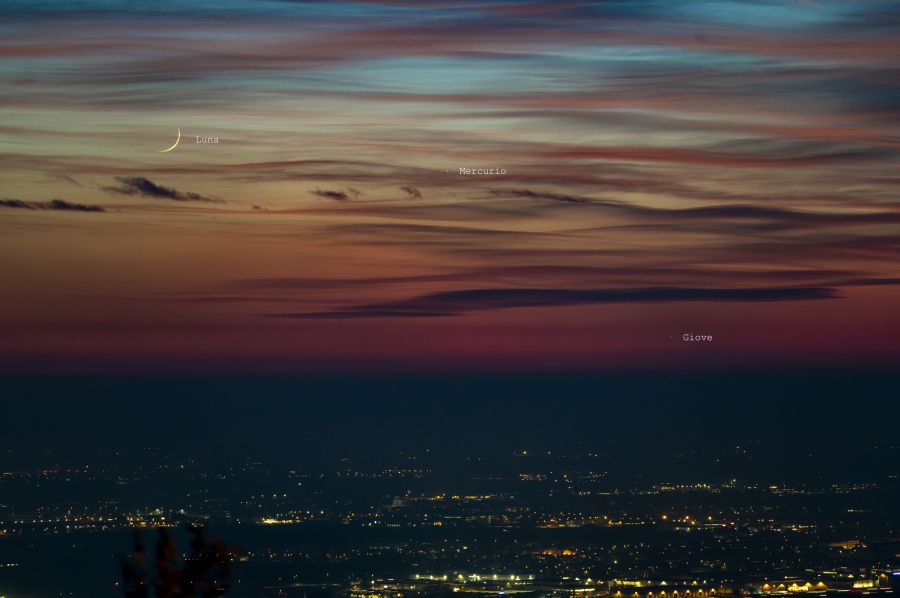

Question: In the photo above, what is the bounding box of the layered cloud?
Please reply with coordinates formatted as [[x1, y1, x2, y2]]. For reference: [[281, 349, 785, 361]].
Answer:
[[1, 0, 899, 371]]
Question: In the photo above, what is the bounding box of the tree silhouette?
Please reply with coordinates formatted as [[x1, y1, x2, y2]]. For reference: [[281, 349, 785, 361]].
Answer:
[[120, 524, 242, 597]]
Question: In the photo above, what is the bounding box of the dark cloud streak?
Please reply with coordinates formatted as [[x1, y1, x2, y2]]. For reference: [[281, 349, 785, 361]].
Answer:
[[103, 177, 221, 203], [1, 197, 105, 212], [311, 189, 351, 202], [272, 286, 838, 319], [401, 186, 423, 199]]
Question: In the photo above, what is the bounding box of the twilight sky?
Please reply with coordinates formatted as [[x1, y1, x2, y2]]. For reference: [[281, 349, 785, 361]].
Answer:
[[1, 0, 899, 373]]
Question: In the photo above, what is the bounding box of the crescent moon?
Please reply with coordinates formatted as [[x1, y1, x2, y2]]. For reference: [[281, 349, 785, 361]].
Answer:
[[158, 128, 181, 153]]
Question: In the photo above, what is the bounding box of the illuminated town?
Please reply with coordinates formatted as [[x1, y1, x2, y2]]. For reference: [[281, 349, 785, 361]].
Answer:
[[0, 402, 897, 598]]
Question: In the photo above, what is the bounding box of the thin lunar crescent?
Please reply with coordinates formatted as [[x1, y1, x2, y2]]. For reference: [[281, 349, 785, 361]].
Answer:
[[158, 128, 181, 153]]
